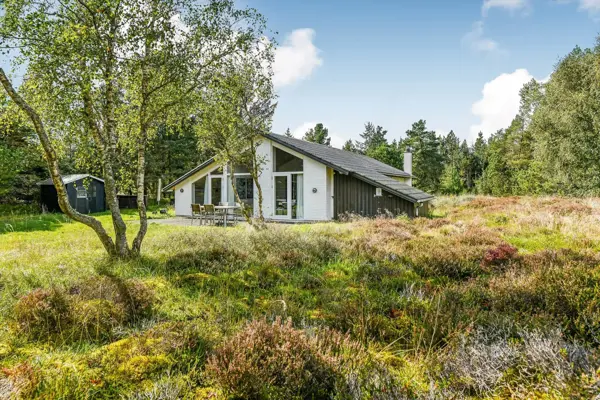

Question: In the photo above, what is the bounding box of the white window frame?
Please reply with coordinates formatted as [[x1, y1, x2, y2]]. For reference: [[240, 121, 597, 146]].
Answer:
[[76, 187, 87, 199], [272, 171, 304, 220]]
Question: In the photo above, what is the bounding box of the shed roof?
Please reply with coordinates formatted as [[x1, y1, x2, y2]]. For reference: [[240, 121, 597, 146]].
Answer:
[[37, 174, 104, 186]]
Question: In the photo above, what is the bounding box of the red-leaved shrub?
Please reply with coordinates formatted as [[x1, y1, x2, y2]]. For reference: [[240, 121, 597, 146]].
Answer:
[[481, 243, 519, 269]]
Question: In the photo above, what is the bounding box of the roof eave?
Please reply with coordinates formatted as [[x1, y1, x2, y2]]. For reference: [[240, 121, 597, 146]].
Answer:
[[350, 172, 434, 204], [162, 158, 216, 191]]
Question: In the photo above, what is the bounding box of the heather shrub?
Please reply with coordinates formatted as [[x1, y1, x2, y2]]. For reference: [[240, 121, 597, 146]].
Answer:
[[486, 250, 600, 341], [73, 276, 156, 321], [344, 219, 417, 262], [249, 227, 340, 269], [206, 317, 400, 399], [440, 326, 596, 397], [206, 317, 338, 399], [400, 226, 503, 279], [480, 243, 519, 269], [157, 227, 340, 274], [0, 362, 39, 399], [14, 288, 71, 340]]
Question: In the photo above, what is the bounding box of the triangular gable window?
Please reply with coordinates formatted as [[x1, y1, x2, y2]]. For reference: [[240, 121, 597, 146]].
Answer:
[[274, 147, 303, 172]]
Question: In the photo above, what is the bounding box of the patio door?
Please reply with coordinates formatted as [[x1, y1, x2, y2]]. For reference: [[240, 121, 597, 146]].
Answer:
[[273, 173, 303, 219]]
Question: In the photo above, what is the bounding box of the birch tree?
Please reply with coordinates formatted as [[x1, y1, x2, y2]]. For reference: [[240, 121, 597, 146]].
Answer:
[[0, 0, 270, 257], [196, 59, 276, 227]]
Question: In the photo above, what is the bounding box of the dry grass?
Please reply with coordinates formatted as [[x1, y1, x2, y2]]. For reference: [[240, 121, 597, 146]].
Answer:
[[1, 196, 600, 398]]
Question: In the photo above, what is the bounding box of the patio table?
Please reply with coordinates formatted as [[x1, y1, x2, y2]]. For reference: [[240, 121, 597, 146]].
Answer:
[[214, 205, 241, 227]]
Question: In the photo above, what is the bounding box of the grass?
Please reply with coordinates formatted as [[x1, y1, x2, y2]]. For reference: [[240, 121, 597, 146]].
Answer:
[[1, 196, 600, 398]]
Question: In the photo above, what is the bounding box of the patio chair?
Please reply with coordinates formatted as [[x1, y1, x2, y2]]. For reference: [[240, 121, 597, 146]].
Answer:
[[191, 204, 204, 225], [203, 204, 223, 226]]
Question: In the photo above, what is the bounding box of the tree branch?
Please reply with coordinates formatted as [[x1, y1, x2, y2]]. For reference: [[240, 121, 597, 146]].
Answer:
[[0, 67, 117, 256]]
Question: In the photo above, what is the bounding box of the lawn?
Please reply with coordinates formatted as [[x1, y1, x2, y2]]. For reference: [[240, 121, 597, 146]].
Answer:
[[0, 196, 599, 399]]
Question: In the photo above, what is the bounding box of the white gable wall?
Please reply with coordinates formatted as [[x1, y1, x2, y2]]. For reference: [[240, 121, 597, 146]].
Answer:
[[170, 138, 332, 221], [171, 163, 218, 216], [255, 138, 330, 221], [174, 180, 193, 216], [302, 155, 328, 220]]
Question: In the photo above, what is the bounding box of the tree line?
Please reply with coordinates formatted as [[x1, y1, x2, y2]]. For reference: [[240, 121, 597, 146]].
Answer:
[[296, 39, 600, 197], [0, 0, 273, 257]]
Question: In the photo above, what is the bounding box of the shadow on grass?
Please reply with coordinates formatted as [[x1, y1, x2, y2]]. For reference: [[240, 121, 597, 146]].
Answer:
[[0, 213, 72, 234]]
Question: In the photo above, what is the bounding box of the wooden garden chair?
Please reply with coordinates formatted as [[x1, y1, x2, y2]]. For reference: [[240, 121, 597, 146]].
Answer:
[[191, 204, 204, 225]]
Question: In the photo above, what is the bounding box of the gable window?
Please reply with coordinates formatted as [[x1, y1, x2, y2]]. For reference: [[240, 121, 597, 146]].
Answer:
[[274, 147, 303, 172]]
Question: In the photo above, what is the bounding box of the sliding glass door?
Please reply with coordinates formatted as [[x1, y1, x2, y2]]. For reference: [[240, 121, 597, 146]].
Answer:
[[273, 173, 303, 219], [274, 176, 288, 216]]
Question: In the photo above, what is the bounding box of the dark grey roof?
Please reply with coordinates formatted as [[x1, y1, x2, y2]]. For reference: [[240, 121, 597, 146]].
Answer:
[[162, 158, 216, 191], [266, 133, 434, 203], [268, 133, 411, 178], [37, 174, 104, 186], [163, 134, 434, 203]]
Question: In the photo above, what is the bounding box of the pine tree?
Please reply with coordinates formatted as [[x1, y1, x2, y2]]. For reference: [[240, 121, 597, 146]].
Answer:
[[360, 122, 388, 153], [404, 120, 444, 193], [342, 139, 358, 152], [303, 123, 331, 146]]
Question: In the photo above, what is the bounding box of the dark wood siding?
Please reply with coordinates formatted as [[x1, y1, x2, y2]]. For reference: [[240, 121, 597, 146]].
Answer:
[[40, 185, 60, 213], [40, 179, 106, 214], [334, 173, 416, 218]]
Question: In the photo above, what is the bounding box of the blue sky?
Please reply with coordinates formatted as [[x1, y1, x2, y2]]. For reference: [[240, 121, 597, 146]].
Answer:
[[2, 0, 599, 147], [252, 0, 600, 146]]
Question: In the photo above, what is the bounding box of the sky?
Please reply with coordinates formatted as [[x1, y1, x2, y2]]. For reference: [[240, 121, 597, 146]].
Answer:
[[1, 0, 599, 148], [251, 0, 600, 147]]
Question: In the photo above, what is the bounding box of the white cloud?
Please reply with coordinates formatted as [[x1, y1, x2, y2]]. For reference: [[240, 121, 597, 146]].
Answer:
[[554, 0, 600, 14], [482, 0, 528, 14], [470, 68, 536, 138], [462, 21, 503, 53], [274, 29, 323, 88], [291, 122, 346, 149], [577, 0, 600, 12]]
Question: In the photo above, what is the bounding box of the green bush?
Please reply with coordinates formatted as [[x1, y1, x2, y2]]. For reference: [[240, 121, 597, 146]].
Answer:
[[71, 299, 125, 342], [89, 320, 217, 388], [73, 276, 156, 321]]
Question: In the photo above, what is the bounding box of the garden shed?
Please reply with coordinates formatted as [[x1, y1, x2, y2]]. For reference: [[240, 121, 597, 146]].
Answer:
[[37, 174, 106, 214]]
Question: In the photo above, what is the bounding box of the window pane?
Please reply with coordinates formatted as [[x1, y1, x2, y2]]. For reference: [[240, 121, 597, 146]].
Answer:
[[235, 177, 254, 213], [194, 177, 207, 205], [234, 164, 250, 174], [274, 176, 288, 216], [274, 147, 303, 172], [211, 177, 222, 205]]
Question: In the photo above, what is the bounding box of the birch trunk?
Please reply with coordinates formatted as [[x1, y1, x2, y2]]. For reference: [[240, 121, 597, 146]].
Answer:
[[0, 68, 118, 256]]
